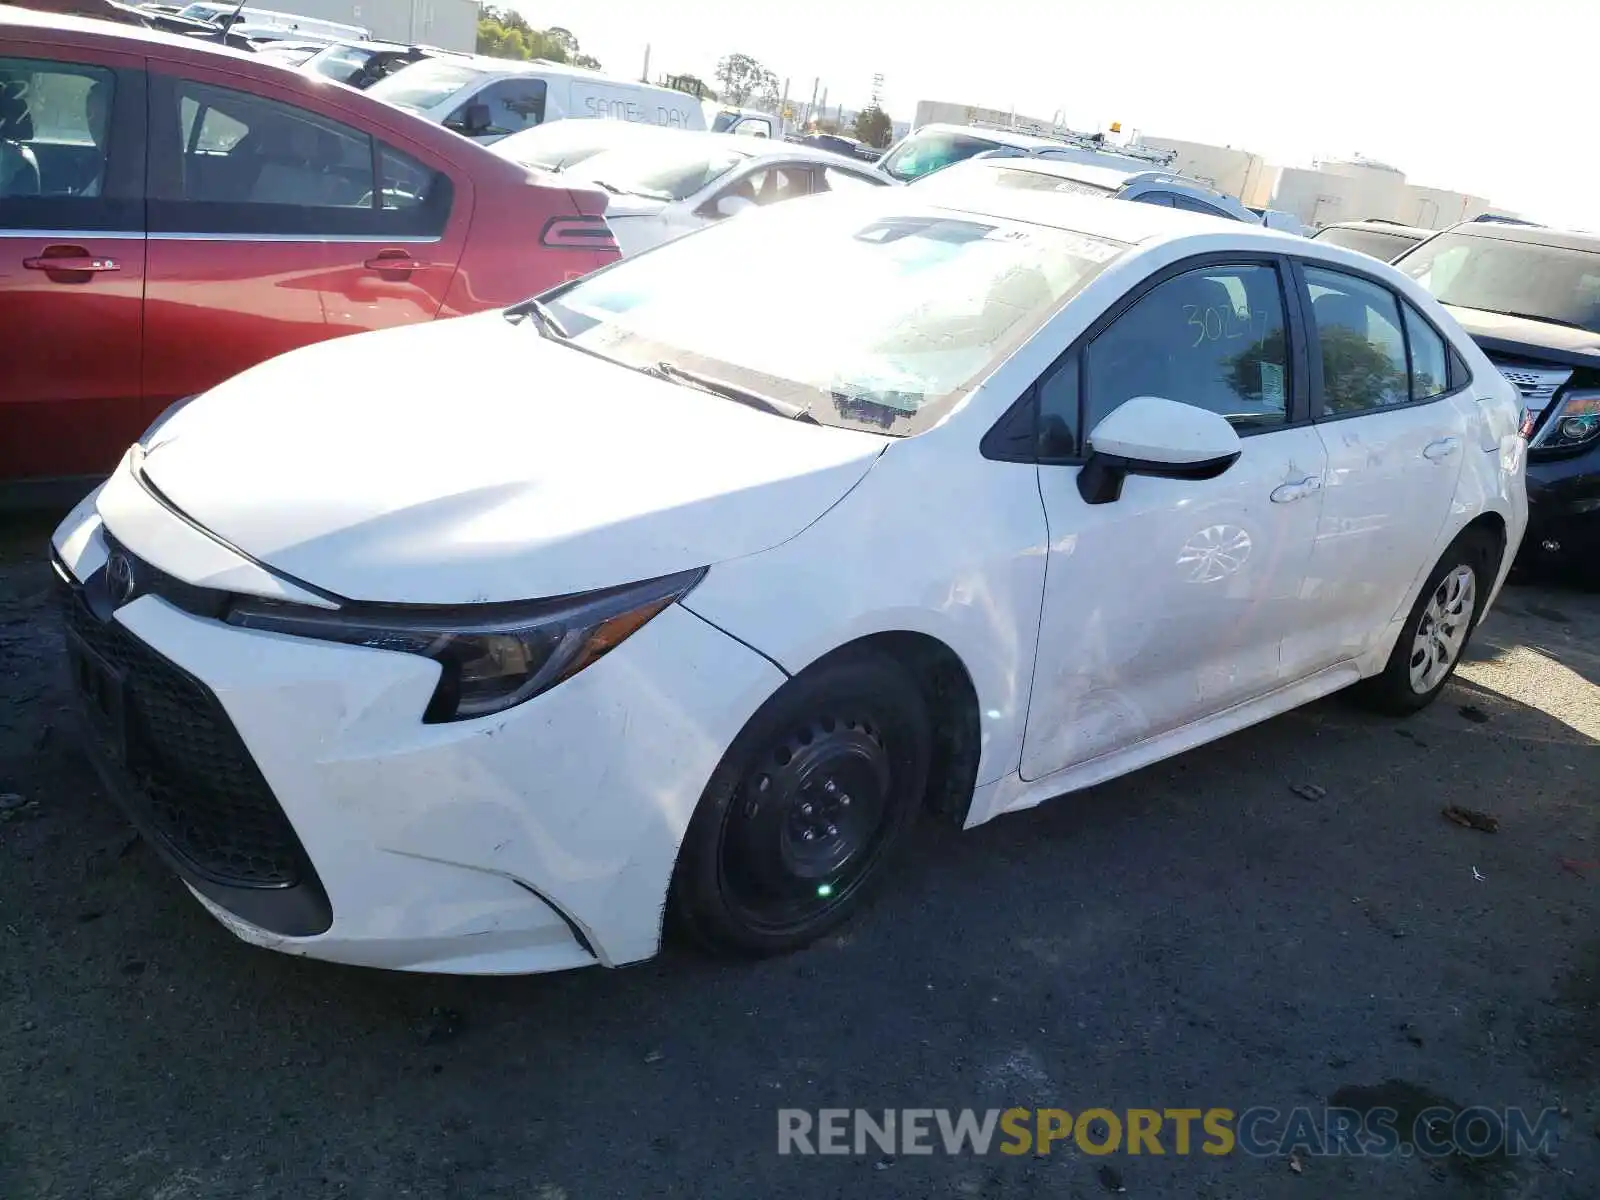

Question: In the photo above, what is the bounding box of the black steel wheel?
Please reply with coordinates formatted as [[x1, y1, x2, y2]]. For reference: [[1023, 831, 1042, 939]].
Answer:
[[670, 651, 931, 956]]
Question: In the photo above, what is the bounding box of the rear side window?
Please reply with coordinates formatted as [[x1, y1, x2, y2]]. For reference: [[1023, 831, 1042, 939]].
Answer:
[[1403, 303, 1449, 400], [1303, 267, 1409, 413], [1128, 191, 1173, 207], [378, 145, 453, 236], [0, 57, 115, 201], [151, 76, 452, 237]]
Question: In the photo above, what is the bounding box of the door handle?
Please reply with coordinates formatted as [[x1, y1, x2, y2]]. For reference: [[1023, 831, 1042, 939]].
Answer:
[[1270, 475, 1323, 504], [1422, 437, 1460, 462], [363, 254, 427, 272], [23, 249, 120, 273]]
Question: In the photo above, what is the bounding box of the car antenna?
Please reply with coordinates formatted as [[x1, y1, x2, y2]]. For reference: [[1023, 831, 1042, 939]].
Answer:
[[219, 0, 248, 39]]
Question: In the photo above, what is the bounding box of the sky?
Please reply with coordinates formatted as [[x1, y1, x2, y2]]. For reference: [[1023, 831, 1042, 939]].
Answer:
[[512, 0, 1597, 229]]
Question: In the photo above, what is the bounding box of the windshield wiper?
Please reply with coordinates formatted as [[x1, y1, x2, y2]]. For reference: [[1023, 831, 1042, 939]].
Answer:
[[503, 297, 568, 339], [647, 361, 818, 423], [586, 179, 626, 195], [1468, 306, 1591, 331]]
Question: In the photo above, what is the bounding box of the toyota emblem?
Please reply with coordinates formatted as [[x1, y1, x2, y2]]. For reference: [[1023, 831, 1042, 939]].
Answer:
[[105, 552, 137, 606]]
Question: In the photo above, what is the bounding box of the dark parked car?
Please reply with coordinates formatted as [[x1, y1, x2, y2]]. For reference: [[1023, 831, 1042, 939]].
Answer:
[[1394, 221, 1600, 576], [0, 6, 619, 500], [1311, 219, 1432, 262]]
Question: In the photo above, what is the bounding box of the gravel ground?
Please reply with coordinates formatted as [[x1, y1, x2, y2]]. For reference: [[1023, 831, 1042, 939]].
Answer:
[[0, 512, 1595, 1200]]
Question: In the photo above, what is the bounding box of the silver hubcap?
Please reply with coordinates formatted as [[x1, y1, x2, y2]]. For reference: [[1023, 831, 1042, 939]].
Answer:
[[1409, 564, 1476, 694]]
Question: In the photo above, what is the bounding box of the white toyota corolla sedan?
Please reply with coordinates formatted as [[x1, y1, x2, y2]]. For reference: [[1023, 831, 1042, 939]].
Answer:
[[52, 189, 1527, 975]]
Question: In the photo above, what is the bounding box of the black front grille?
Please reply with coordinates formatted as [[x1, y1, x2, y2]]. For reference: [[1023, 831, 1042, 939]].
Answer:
[[57, 570, 308, 889]]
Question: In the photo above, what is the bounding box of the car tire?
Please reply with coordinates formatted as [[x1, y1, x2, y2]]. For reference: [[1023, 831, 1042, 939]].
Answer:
[[1352, 530, 1496, 716], [669, 650, 931, 958]]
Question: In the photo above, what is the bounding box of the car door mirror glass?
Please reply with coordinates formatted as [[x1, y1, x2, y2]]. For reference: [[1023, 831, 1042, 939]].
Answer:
[[1079, 395, 1242, 504]]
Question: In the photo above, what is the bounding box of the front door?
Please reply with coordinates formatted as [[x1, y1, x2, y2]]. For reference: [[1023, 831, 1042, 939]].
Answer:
[[1286, 263, 1471, 673], [1021, 259, 1327, 781], [142, 69, 466, 411], [0, 50, 145, 484]]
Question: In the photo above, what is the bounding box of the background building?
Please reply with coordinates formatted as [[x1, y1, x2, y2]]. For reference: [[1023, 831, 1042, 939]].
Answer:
[[274, 0, 478, 49]]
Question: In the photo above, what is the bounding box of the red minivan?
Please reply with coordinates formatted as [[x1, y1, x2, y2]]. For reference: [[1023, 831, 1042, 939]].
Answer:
[[0, 6, 619, 500]]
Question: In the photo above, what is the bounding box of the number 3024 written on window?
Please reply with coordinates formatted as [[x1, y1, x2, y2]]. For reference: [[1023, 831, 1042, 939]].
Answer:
[[1183, 304, 1271, 349]]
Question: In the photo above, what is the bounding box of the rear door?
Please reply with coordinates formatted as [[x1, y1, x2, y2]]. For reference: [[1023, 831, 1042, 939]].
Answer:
[[142, 64, 467, 411], [0, 45, 146, 484], [1285, 260, 1473, 674]]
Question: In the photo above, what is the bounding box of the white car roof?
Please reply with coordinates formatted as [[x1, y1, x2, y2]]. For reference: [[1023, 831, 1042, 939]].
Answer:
[[915, 186, 1290, 247], [952, 156, 1140, 190], [598, 130, 884, 171]]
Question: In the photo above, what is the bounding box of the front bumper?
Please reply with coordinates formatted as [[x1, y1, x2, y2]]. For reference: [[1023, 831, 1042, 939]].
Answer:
[[51, 479, 786, 974], [1523, 448, 1600, 559]]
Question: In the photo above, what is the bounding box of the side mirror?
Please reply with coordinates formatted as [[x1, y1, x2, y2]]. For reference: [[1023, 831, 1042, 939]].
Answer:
[[448, 102, 492, 136], [714, 194, 756, 219], [1077, 395, 1241, 505]]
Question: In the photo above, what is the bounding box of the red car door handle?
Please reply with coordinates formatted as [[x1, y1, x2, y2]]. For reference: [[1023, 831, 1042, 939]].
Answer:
[[23, 250, 120, 272], [364, 255, 427, 272]]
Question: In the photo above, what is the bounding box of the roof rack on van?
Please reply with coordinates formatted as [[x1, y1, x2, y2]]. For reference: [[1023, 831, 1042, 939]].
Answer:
[[963, 118, 1178, 166]]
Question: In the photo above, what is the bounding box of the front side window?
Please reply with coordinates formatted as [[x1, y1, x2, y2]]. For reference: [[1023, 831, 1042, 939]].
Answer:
[[0, 57, 114, 201], [447, 78, 547, 137], [544, 200, 1125, 435], [1084, 262, 1292, 436], [879, 129, 1002, 182], [1395, 231, 1600, 333], [1303, 266, 1409, 413]]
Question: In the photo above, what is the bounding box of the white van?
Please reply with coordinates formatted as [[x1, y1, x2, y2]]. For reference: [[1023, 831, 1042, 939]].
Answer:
[[367, 57, 706, 145], [174, 3, 371, 40]]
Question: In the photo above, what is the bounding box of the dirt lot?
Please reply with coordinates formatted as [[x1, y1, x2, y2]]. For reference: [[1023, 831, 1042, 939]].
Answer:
[[0, 511, 1595, 1200]]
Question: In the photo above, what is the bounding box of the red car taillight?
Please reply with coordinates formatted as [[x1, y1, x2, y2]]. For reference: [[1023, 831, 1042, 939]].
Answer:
[[540, 215, 618, 252]]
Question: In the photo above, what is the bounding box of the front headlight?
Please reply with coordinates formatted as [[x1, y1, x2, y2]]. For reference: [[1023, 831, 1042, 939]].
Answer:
[[1530, 389, 1600, 454], [226, 568, 706, 722]]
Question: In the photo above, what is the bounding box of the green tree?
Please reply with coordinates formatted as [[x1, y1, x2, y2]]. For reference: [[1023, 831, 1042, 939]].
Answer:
[[714, 53, 778, 108], [476, 8, 602, 69], [853, 104, 893, 148]]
